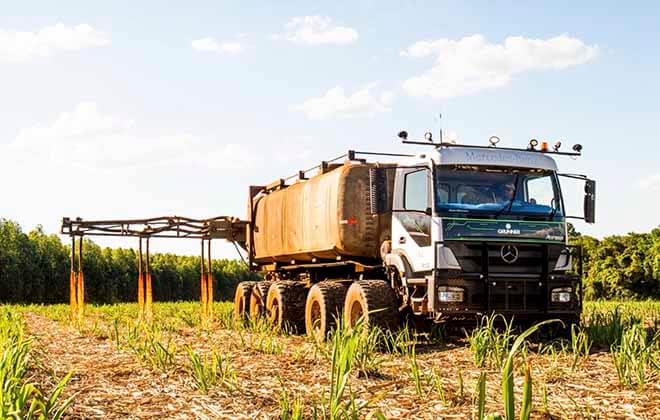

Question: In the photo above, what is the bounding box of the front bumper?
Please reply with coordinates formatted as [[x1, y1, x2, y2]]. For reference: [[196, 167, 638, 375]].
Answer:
[[428, 241, 583, 321]]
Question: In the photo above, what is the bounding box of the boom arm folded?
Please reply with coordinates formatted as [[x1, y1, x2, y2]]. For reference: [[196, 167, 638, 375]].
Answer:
[[61, 215, 248, 326], [61, 215, 247, 247]]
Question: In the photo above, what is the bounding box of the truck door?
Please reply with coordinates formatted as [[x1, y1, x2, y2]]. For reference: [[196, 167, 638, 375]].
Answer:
[[392, 168, 435, 273]]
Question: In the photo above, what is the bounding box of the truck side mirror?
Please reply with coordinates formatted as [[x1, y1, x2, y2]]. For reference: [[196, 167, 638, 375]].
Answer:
[[584, 179, 596, 224]]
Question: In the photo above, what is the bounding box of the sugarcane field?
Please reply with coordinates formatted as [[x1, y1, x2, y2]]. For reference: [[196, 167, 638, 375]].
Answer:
[[2, 300, 659, 418], [2, 2, 660, 419]]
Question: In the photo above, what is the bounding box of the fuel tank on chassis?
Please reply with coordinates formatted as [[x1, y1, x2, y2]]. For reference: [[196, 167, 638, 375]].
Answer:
[[249, 161, 395, 264]]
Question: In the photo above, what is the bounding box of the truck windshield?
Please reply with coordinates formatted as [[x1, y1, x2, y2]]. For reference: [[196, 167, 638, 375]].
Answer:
[[434, 165, 562, 219]]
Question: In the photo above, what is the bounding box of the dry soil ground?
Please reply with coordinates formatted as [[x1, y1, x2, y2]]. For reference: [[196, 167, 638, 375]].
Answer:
[[22, 304, 660, 419]]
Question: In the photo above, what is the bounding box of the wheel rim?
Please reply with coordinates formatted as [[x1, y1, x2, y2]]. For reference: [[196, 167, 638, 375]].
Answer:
[[251, 293, 264, 318], [310, 300, 322, 335], [349, 299, 364, 327], [268, 298, 280, 326], [235, 290, 247, 316]]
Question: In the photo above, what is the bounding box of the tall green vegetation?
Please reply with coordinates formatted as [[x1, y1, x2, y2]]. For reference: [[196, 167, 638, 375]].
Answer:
[[0, 219, 259, 304], [611, 323, 659, 389], [571, 226, 660, 300], [467, 314, 516, 369]]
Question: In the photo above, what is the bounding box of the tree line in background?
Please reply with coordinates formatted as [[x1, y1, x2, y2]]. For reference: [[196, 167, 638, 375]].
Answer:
[[1, 218, 659, 303], [0, 219, 260, 304], [571, 227, 660, 300]]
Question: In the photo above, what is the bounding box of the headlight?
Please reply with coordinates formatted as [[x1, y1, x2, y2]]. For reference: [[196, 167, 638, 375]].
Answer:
[[439, 286, 464, 303], [551, 287, 572, 303], [436, 245, 461, 270], [553, 248, 572, 271]]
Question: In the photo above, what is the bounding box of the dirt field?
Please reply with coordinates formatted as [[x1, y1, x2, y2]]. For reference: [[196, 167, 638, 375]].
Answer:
[[17, 302, 660, 419]]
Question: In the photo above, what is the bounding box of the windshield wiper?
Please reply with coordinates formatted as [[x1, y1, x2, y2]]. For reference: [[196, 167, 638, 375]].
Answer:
[[493, 174, 519, 219]]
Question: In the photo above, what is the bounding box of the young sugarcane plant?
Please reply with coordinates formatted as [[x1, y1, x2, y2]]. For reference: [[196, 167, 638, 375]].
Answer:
[[474, 372, 487, 420], [480, 319, 558, 420], [503, 320, 557, 420]]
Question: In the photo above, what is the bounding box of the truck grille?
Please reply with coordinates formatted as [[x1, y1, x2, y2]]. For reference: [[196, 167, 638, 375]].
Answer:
[[488, 277, 542, 312], [442, 241, 565, 313], [446, 242, 559, 274]]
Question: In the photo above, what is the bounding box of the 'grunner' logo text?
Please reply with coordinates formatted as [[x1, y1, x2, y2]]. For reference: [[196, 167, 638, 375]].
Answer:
[[497, 223, 521, 235]]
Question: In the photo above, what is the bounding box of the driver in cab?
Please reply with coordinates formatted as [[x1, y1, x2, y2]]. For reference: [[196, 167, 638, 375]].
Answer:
[[496, 182, 516, 204]]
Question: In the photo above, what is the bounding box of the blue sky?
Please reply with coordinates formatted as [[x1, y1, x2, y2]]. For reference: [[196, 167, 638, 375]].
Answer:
[[1, 1, 659, 257]]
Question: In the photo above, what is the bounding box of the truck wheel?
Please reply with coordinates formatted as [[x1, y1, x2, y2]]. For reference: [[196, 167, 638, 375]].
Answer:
[[266, 281, 307, 333], [234, 281, 257, 320], [344, 280, 399, 331], [249, 281, 273, 319], [305, 282, 348, 339]]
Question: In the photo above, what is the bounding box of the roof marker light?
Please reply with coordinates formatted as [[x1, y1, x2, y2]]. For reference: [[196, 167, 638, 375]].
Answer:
[[572, 144, 583, 153], [528, 139, 539, 150], [553, 141, 562, 152], [424, 132, 433, 142], [488, 136, 500, 147], [541, 141, 549, 152]]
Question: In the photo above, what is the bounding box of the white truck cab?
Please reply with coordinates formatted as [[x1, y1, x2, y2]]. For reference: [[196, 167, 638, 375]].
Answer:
[[386, 139, 595, 323]]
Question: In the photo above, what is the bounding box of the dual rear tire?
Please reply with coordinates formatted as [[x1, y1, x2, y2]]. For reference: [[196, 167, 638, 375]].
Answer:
[[305, 282, 349, 339], [249, 281, 273, 319], [233, 279, 399, 337], [233, 281, 257, 320], [266, 281, 307, 332]]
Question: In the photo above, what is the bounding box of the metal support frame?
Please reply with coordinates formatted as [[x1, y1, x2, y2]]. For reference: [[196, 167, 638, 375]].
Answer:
[[61, 215, 246, 325], [138, 237, 144, 321], [62, 216, 247, 243], [200, 239, 214, 323], [69, 236, 85, 325], [145, 237, 153, 323]]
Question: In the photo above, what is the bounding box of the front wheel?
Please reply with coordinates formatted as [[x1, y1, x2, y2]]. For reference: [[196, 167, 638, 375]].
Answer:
[[343, 280, 399, 331]]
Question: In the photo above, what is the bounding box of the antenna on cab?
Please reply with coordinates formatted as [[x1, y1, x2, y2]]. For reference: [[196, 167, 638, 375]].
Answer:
[[435, 112, 443, 144]]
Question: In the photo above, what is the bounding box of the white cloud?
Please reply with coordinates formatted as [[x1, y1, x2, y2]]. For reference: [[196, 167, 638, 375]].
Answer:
[[195, 143, 262, 169], [191, 37, 244, 54], [274, 16, 358, 46], [2, 102, 259, 171], [291, 85, 394, 120], [638, 173, 660, 192], [7, 102, 185, 170], [401, 34, 599, 99], [0, 23, 109, 62]]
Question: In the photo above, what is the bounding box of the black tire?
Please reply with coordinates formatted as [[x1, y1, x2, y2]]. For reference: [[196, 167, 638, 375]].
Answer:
[[249, 281, 273, 319], [344, 280, 399, 331], [266, 281, 308, 333], [233, 281, 257, 320], [305, 282, 348, 339]]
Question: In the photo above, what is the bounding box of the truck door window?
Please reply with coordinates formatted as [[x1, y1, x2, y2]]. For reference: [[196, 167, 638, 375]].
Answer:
[[526, 175, 555, 207], [400, 169, 431, 247], [404, 170, 430, 212]]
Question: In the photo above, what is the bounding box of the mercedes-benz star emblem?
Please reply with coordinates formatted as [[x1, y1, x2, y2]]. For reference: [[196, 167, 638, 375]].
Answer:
[[500, 244, 519, 264]]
